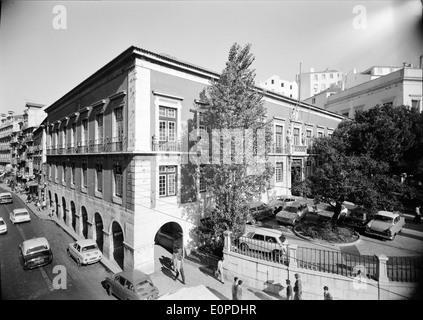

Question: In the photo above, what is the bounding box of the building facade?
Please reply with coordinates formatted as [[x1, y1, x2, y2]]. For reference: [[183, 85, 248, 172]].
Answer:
[[325, 67, 423, 118], [42, 46, 344, 274], [259, 75, 298, 100], [297, 68, 344, 100], [0, 112, 22, 175]]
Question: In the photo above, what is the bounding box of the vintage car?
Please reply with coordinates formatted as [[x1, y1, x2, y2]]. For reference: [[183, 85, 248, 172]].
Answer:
[[19, 237, 53, 270], [340, 207, 371, 232], [0, 192, 13, 204], [10, 208, 31, 224], [365, 210, 405, 240], [0, 217, 7, 234], [275, 201, 309, 226], [238, 227, 289, 258], [246, 201, 273, 224], [67, 239, 102, 266], [268, 196, 297, 214], [101, 270, 159, 300]]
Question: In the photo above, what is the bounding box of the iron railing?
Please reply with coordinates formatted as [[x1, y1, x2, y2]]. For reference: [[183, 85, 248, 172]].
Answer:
[[387, 256, 423, 282], [186, 248, 221, 273]]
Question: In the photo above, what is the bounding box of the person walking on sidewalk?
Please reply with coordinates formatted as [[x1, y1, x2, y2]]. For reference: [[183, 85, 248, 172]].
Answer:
[[41, 199, 47, 211], [235, 280, 243, 300], [414, 204, 421, 224], [286, 279, 293, 300], [174, 248, 185, 284], [293, 273, 303, 300], [231, 277, 238, 300], [49, 207, 55, 218], [216, 257, 225, 284]]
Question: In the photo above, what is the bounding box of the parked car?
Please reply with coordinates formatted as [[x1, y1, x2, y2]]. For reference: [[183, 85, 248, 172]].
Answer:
[[101, 269, 159, 300], [246, 201, 273, 224], [19, 237, 53, 271], [340, 207, 371, 232], [275, 201, 309, 225], [238, 227, 288, 258], [0, 217, 7, 234], [10, 208, 31, 224], [268, 196, 296, 214], [0, 192, 13, 204], [67, 239, 102, 266], [365, 210, 405, 240]]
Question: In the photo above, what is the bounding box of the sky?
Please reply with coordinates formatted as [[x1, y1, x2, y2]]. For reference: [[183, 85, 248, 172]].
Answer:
[[0, 0, 422, 116]]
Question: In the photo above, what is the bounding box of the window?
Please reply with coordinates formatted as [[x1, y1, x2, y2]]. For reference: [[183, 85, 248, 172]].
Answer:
[[199, 165, 206, 193], [158, 106, 177, 142], [322, 84, 326, 90], [411, 100, 421, 109], [293, 128, 300, 145], [54, 163, 58, 183], [71, 123, 76, 147], [48, 164, 51, 181], [330, 73, 334, 79], [275, 125, 283, 153], [114, 164, 123, 197], [252, 234, 265, 241], [281, 83, 284, 87], [159, 166, 177, 197], [271, 79, 274, 84], [312, 98, 316, 104], [306, 130, 312, 147], [82, 162, 87, 188], [96, 114, 103, 141], [71, 162, 75, 185], [114, 107, 124, 141], [62, 162, 66, 183], [314, 75, 318, 81], [318, 131, 324, 138], [81, 119, 88, 145], [313, 84, 318, 93], [62, 126, 67, 148], [290, 85, 292, 90], [96, 163, 103, 192], [275, 162, 283, 182]]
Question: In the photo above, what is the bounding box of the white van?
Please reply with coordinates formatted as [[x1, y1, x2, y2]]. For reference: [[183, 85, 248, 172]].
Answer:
[[10, 208, 31, 224], [0, 192, 13, 204]]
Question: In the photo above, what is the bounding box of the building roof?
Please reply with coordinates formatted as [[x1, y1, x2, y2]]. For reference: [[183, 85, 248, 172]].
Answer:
[[361, 66, 402, 75], [117, 269, 152, 284]]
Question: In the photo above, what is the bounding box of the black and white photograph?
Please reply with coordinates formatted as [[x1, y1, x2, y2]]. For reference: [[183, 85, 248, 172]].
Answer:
[[0, 0, 422, 308]]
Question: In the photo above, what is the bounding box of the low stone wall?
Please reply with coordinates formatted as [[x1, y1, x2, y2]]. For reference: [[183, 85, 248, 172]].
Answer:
[[222, 231, 420, 300]]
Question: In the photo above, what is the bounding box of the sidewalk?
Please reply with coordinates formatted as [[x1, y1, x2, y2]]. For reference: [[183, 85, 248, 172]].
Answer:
[[1, 182, 281, 300]]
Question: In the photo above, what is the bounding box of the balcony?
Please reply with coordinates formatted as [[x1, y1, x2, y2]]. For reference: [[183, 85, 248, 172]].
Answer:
[[291, 145, 307, 155], [57, 144, 66, 155], [152, 139, 181, 152], [107, 136, 124, 152], [76, 141, 88, 154], [91, 138, 105, 153], [270, 143, 289, 154], [67, 144, 75, 154]]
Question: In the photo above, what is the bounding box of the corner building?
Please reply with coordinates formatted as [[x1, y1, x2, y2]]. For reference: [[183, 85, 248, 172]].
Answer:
[[43, 46, 344, 274]]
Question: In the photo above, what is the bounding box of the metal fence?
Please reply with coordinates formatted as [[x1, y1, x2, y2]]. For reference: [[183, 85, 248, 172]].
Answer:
[[296, 247, 378, 279], [186, 248, 221, 273], [387, 256, 423, 282], [231, 236, 289, 266]]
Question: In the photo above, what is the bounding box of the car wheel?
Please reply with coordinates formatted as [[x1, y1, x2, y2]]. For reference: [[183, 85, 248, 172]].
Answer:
[[392, 233, 396, 240], [106, 284, 112, 296], [23, 261, 28, 271], [77, 258, 82, 267], [240, 243, 249, 251], [67, 249, 71, 258]]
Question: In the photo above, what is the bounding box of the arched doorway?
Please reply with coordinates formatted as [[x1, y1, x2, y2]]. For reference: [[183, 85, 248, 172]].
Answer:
[[54, 194, 59, 217], [71, 201, 76, 232], [112, 221, 124, 269], [154, 222, 183, 254], [94, 213, 104, 252], [81, 206, 88, 239], [62, 197, 67, 224], [48, 190, 52, 207]]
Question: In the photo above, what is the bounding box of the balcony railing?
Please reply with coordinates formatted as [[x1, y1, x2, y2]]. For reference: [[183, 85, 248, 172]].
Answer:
[[292, 145, 307, 154], [77, 141, 88, 154], [91, 138, 105, 153], [45, 137, 127, 155], [108, 136, 124, 152], [152, 139, 182, 152]]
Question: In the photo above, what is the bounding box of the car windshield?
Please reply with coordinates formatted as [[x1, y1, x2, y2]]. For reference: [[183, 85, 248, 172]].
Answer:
[[135, 280, 154, 293], [374, 215, 393, 223], [82, 244, 98, 252], [16, 212, 28, 217], [279, 235, 286, 243], [26, 245, 48, 255], [284, 206, 299, 213]]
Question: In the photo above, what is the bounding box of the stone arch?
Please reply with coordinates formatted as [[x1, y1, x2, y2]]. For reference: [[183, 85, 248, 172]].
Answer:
[[94, 212, 104, 253], [154, 221, 183, 254], [54, 193, 59, 217], [62, 197, 67, 224], [110, 220, 124, 269], [81, 206, 88, 239], [71, 201, 77, 232]]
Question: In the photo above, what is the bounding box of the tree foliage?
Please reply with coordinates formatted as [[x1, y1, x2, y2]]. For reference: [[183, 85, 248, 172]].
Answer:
[[193, 43, 273, 252], [292, 104, 421, 223]]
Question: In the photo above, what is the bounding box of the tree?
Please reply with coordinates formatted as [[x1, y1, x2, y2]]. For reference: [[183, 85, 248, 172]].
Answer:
[[193, 43, 273, 252], [292, 105, 420, 224]]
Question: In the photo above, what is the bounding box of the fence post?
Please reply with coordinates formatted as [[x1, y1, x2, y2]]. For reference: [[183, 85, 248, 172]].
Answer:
[[376, 254, 389, 300], [289, 244, 298, 268], [223, 230, 232, 253]]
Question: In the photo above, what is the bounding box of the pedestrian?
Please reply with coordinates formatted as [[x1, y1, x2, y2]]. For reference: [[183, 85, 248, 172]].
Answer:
[[216, 257, 225, 284], [49, 208, 55, 218], [323, 286, 333, 300], [231, 277, 238, 300], [36, 200, 41, 211], [171, 249, 178, 271], [293, 273, 302, 300], [174, 250, 185, 284], [286, 279, 293, 300], [414, 204, 421, 224], [235, 280, 243, 300], [42, 199, 47, 211]]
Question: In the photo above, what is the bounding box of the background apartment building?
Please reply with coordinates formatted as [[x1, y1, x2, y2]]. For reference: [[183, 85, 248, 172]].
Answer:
[[0, 111, 21, 175], [259, 75, 298, 100], [297, 67, 344, 100], [42, 46, 344, 274]]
